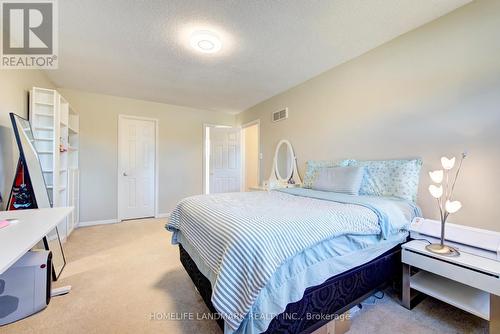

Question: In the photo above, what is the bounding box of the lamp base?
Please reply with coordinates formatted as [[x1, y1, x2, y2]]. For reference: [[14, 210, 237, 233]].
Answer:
[[425, 243, 460, 257]]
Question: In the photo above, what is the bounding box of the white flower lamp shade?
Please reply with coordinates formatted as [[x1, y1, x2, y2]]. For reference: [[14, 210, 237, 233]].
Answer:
[[441, 156, 456, 170], [428, 184, 443, 198], [429, 170, 444, 183], [445, 200, 462, 214], [426, 153, 467, 257]]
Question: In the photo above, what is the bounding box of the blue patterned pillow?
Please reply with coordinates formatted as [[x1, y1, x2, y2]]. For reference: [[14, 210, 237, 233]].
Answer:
[[303, 160, 355, 188], [349, 159, 422, 202]]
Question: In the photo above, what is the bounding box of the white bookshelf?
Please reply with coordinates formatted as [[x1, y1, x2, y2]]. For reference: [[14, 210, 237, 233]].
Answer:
[[67, 105, 79, 234], [29, 87, 80, 241]]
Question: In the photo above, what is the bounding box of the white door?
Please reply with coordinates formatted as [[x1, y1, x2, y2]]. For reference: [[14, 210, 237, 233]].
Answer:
[[118, 116, 156, 220], [209, 127, 241, 193]]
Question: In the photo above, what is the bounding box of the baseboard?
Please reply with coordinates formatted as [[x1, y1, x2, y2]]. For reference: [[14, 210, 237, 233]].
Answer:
[[155, 212, 171, 219], [77, 214, 169, 228], [77, 218, 120, 228]]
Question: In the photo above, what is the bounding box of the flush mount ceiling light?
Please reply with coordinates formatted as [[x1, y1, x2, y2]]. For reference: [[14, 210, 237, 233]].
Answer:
[[190, 30, 222, 54]]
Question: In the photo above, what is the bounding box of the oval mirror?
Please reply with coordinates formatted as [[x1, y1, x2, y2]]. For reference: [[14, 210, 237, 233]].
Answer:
[[276, 141, 293, 181]]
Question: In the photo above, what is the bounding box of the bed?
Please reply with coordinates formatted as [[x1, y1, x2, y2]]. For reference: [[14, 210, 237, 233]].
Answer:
[[166, 187, 420, 333]]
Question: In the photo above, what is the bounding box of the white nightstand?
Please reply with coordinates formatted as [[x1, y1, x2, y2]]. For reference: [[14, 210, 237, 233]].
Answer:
[[248, 184, 301, 192], [402, 240, 500, 332], [248, 185, 267, 191]]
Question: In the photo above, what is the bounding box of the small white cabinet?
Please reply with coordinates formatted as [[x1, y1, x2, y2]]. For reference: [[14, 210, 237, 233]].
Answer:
[[29, 87, 80, 241]]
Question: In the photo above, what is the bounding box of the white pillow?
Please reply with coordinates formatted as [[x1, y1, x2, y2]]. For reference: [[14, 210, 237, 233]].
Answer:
[[312, 166, 365, 195]]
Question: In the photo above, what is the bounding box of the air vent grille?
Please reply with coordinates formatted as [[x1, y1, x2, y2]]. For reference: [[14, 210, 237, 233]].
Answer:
[[272, 108, 288, 122]]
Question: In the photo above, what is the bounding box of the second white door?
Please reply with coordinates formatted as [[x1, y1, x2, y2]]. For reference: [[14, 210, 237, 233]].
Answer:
[[118, 116, 156, 220], [209, 127, 241, 193]]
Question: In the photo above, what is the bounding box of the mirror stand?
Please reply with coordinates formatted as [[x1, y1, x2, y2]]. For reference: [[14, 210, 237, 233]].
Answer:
[[8, 113, 68, 283], [268, 139, 302, 190]]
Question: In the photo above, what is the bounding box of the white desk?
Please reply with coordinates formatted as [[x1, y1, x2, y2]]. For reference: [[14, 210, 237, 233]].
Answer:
[[0, 207, 73, 275]]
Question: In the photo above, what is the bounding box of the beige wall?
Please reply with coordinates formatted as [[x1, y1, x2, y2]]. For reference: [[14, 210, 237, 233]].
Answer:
[[0, 71, 55, 210], [243, 123, 259, 190], [59, 89, 235, 222], [238, 0, 500, 231]]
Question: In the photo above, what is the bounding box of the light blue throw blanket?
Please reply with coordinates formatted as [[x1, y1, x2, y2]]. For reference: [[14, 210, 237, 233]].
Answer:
[[278, 188, 420, 238], [167, 189, 419, 331]]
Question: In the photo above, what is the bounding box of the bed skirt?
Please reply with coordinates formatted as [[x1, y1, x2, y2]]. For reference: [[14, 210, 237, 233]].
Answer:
[[179, 243, 402, 333]]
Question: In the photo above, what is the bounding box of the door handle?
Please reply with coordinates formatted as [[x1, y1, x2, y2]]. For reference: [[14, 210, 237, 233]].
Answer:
[[123, 172, 128, 176]]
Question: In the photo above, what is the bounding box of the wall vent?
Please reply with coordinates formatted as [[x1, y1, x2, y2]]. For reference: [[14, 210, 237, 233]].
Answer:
[[272, 108, 288, 122]]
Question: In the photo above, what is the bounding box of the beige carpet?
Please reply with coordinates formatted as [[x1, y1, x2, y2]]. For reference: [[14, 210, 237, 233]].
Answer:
[[0, 219, 487, 334]]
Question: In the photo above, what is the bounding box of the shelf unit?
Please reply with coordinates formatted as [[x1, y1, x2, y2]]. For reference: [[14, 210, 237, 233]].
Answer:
[[29, 87, 80, 241], [411, 271, 489, 320]]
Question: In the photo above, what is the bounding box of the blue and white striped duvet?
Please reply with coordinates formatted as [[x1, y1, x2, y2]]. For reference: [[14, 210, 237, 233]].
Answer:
[[167, 188, 419, 332]]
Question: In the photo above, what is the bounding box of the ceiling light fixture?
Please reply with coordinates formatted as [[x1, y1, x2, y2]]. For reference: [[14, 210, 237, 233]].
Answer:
[[190, 30, 222, 54]]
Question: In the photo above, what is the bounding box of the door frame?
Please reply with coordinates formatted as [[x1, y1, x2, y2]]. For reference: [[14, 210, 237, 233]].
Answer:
[[202, 123, 240, 195], [241, 119, 261, 191], [117, 114, 159, 221]]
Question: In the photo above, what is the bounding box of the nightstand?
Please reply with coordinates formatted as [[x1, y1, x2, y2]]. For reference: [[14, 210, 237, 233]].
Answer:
[[248, 184, 302, 191], [401, 240, 500, 333], [248, 185, 267, 191]]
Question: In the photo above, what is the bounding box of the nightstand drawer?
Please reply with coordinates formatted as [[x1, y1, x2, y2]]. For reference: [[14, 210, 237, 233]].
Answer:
[[402, 248, 500, 295], [248, 186, 267, 191]]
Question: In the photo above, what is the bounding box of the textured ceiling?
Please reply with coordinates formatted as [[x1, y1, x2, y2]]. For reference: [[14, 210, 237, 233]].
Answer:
[[47, 0, 471, 113]]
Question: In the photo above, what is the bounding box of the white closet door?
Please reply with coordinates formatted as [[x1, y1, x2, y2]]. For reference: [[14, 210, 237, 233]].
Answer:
[[209, 127, 241, 194], [118, 117, 156, 220]]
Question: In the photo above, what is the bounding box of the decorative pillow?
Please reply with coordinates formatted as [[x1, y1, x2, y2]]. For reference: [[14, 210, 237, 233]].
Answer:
[[303, 160, 354, 188], [349, 159, 423, 202], [312, 166, 365, 195]]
